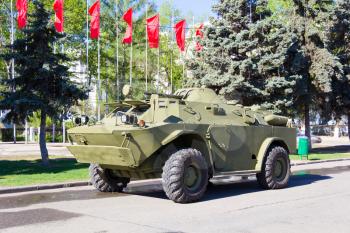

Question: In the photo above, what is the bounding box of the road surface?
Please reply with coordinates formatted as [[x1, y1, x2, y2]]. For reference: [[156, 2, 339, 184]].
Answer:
[[0, 161, 350, 233]]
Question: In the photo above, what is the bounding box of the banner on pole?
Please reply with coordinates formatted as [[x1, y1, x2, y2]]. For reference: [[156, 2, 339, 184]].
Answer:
[[16, 0, 27, 29], [122, 8, 133, 44], [146, 14, 159, 49], [89, 0, 100, 39], [195, 23, 204, 52], [53, 0, 64, 33], [174, 20, 186, 52], [196, 23, 204, 38]]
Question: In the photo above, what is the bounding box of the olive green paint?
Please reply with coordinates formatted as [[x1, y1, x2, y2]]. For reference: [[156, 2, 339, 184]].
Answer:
[[67, 88, 296, 180]]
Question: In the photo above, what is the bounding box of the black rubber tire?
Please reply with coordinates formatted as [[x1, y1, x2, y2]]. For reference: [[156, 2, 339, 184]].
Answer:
[[162, 149, 209, 203], [89, 164, 130, 192], [256, 146, 291, 189]]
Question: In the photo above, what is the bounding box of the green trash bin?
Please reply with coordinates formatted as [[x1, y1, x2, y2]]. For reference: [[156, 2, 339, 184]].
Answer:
[[298, 136, 309, 159]]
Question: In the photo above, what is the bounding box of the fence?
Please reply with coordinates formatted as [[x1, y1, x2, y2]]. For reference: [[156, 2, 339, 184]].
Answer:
[[311, 125, 348, 137], [0, 127, 67, 143]]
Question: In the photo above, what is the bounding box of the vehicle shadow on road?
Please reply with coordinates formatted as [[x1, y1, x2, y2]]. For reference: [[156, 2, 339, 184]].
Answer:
[[131, 174, 332, 202], [0, 174, 332, 209]]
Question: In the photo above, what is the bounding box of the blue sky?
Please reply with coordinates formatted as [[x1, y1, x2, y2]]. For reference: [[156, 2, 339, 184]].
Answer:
[[157, 0, 214, 18]]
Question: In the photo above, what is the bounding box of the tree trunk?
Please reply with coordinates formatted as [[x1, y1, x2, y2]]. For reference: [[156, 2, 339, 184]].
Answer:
[[39, 110, 49, 166], [304, 103, 312, 149], [348, 111, 350, 140]]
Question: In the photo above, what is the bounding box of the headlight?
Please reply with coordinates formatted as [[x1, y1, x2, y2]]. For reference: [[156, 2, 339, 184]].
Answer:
[[121, 114, 128, 123], [120, 114, 138, 125], [74, 117, 82, 125], [81, 115, 89, 125]]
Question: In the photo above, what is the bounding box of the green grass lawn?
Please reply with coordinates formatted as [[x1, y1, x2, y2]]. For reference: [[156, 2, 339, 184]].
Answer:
[[0, 158, 89, 187], [290, 153, 350, 161]]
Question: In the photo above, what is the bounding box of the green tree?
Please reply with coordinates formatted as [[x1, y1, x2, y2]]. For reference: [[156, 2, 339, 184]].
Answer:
[[187, 0, 302, 114], [188, 0, 350, 144], [326, 0, 350, 136], [0, 1, 88, 165]]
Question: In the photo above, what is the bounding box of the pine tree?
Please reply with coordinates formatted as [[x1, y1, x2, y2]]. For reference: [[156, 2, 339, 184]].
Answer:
[[284, 0, 345, 140], [326, 0, 350, 137], [0, 1, 88, 165], [188, 0, 350, 145], [187, 0, 303, 115]]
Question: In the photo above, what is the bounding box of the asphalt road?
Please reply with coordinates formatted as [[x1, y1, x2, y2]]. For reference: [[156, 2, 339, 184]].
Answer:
[[1, 161, 350, 233]]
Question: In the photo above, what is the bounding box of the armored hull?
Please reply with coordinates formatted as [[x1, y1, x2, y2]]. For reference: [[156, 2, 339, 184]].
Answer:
[[68, 88, 296, 203]]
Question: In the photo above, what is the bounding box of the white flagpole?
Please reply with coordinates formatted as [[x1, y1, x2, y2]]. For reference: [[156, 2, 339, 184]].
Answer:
[[10, 0, 16, 144], [145, 3, 148, 92], [157, 21, 160, 93], [97, 37, 101, 121], [86, 0, 89, 86], [181, 52, 185, 88], [61, 44, 66, 143], [130, 42, 133, 86], [170, 11, 173, 94], [115, 0, 120, 102], [10, 0, 14, 81]]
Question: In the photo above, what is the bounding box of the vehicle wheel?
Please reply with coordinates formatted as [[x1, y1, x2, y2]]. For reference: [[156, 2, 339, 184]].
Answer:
[[256, 146, 291, 189], [89, 164, 130, 192], [162, 149, 209, 203]]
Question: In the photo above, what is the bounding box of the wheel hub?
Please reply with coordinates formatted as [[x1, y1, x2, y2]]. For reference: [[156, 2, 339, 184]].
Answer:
[[185, 166, 199, 188], [274, 158, 286, 181]]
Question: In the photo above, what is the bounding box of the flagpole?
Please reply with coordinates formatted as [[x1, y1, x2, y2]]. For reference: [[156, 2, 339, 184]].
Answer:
[[192, 15, 196, 54], [86, 0, 89, 86], [145, 3, 148, 92], [61, 44, 66, 143], [130, 42, 132, 86], [157, 21, 160, 93], [170, 11, 173, 94], [182, 52, 185, 88], [97, 37, 101, 121], [10, 0, 16, 144], [115, 0, 119, 102]]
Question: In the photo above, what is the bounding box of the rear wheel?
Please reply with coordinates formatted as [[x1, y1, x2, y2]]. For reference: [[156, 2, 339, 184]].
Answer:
[[89, 164, 130, 192], [256, 146, 291, 189], [162, 149, 209, 203]]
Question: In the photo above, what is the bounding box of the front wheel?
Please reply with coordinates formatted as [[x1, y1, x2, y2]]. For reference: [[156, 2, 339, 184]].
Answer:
[[162, 149, 209, 203], [89, 164, 130, 192], [256, 146, 291, 189]]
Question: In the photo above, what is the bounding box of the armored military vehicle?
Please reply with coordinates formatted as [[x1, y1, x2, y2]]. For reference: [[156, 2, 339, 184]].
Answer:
[[67, 87, 296, 203]]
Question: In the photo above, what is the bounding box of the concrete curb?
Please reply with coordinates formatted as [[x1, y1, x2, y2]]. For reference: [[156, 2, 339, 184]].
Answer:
[[1, 158, 350, 195], [290, 158, 350, 166], [0, 181, 91, 195]]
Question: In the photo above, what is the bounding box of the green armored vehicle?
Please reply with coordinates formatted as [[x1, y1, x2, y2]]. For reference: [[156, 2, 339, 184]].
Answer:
[[67, 87, 296, 203]]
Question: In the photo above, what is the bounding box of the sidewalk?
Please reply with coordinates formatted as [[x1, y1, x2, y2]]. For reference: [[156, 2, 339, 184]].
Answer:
[[0, 142, 72, 157]]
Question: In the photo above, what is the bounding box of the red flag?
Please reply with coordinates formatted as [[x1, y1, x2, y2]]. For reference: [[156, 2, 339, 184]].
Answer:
[[146, 14, 159, 49], [53, 0, 64, 33], [195, 41, 203, 52], [122, 8, 133, 44], [196, 23, 204, 38], [88, 0, 100, 39], [195, 23, 204, 52], [16, 0, 28, 29], [174, 20, 186, 52]]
